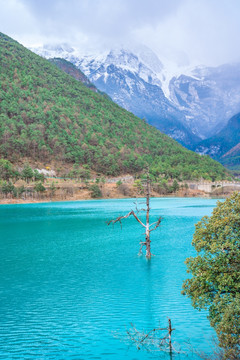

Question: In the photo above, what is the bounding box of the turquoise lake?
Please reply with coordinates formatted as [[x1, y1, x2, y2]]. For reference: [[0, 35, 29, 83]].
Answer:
[[0, 198, 221, 359]]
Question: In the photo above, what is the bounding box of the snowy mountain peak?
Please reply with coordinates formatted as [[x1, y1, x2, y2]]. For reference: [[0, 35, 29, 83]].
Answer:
[[32, 43, 165, 85], [42, 43, 74, 53], [30, 42, 240, 146]]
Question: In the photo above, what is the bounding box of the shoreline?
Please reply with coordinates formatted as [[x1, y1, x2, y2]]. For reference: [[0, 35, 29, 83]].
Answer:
[[1, 178, 236, 206], [0, 193, 227, 205]]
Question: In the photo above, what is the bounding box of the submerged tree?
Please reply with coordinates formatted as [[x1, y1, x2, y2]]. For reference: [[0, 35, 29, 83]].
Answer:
[[125, 318, 177, 356], [108, 173, 162, 258]]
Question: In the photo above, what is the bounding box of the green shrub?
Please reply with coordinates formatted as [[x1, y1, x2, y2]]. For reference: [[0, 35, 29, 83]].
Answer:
[[89, 184, 102, 198]]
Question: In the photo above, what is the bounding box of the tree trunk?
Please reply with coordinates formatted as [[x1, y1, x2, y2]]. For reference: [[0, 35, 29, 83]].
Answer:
[[145, 174, 151, 258], [168, 318, 173, 354], [108, 171, 161, 258]]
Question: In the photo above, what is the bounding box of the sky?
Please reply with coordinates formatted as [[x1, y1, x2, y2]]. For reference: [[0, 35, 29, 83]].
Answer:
[[1, 0, 240, 67]]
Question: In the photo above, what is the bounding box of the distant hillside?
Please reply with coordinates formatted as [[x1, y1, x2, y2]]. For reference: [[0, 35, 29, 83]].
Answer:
[[49, 57, 111, 101], [0, 32, 228, 181], [195, 113, 240, 169], [221, 142, 240, 171], [223, 142, 240, 158], [49, 58, 97, 91]]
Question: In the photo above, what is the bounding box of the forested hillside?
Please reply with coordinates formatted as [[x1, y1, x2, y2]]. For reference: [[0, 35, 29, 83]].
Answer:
[[0, 32, 228, 180]]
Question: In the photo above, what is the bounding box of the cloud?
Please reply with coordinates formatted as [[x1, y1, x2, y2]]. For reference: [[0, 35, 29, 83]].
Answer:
[[172, 0, 240, 65], [22, 0, 182, 32], [134, 0, 240, 66], [0, 0, 35, 36], [0, 0, 240, 66], [15, 0, 183, 48]]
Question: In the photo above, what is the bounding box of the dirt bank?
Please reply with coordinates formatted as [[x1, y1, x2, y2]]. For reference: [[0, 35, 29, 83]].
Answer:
[[0, 179, 207, 205]]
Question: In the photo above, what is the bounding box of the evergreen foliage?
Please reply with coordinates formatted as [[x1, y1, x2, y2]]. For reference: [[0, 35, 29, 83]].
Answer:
[[89, 184, 102, 198], [21, 164, 34, 183], [171, 179, 179, 193], [0, 32, 228, 180], [0, 159, 16, 180], [34, 182, 46, 193], [182, 193, 240, 359]]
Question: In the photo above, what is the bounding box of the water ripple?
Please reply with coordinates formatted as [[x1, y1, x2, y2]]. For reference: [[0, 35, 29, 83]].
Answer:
[[0, 198, 218, 359]]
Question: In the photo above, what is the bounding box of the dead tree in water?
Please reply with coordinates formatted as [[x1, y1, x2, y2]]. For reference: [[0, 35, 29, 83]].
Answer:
[[107, 174, 162, 258], [124, 318, 178, 356]]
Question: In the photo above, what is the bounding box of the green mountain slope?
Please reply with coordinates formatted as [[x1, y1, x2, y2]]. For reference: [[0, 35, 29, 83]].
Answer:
[[0, 32, 228, 180]]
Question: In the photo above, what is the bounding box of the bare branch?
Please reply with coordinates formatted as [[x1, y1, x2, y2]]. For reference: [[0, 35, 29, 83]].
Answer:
[[150, 217, 162, 232], [107, 210, 146, 228], [124, 319, 182, 354], [133, 200, 146, 213], [138, 241, 146, 256], [138, 327, 167, 344]]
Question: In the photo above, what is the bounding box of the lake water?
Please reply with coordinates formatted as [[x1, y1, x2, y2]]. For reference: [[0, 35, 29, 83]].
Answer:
[[0, 198, 220, 359]]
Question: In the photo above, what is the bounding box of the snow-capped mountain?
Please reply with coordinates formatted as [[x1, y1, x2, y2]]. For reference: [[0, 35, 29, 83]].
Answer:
[[77, 48, 202, 146], [32, 44, 200, 146], [31, 43, 240, 148]]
